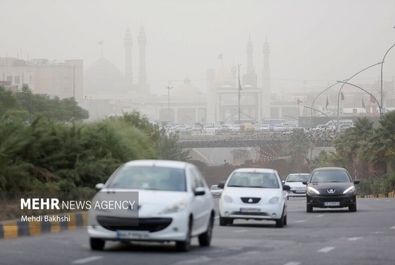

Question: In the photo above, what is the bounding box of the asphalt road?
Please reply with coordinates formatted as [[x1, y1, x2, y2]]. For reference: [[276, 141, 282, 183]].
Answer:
[[1, 198, 395, 265]]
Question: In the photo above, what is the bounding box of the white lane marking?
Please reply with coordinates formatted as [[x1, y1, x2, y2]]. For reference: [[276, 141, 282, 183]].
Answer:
[[72, 256, 102, 264], [317, 214, 324, 218], [234, 229, 248, 233], [318, 246, 335, 253], [372, 231, 384, 234], [391, 226, 395, 229], [294, 220, 306, 223], [177, 257, 211, 264], [284, 262, 301, 265], [347, 237, 362, 241]]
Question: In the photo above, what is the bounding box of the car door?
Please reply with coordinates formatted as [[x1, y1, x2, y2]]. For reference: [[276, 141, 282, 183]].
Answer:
[[189, 166, 211, 234]]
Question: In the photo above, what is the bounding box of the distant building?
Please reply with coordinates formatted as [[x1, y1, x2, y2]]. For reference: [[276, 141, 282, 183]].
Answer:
[[206, 37, 275, 124], [0, 57, 83, 100]]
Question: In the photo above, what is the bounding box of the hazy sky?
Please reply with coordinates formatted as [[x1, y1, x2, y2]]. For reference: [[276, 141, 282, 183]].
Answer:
[[1, 0, 394, 94]]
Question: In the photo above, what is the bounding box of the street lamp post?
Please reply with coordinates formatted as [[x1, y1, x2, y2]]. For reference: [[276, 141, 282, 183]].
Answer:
[[304, 105, 329, 118], [237, 64, 242, 124], [337, 81, 382, 113], [336, 62, 383, 133], [380, 43, 395, 116], [166, 83, 172, 122], [310, 82, 339, 127]]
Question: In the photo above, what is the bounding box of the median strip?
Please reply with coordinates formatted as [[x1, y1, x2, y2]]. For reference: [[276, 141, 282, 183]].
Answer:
[[0, 212, 88, 240]]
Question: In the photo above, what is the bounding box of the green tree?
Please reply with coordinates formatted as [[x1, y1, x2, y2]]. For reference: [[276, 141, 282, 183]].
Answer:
[[368, 111, 395, 173], [288, 129, 310, 172]]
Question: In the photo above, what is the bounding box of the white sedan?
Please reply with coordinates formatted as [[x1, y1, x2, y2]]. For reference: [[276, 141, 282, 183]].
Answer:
[[88, 160, 215, 251], [284, 173, 310, 198], [219, 168, 290, 228]]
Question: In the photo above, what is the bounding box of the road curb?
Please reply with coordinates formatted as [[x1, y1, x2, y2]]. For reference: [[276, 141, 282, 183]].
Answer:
[[0, 212, 88, 240]]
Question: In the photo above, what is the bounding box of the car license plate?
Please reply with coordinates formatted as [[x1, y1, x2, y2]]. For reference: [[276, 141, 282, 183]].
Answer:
[[240, 208, 260, 213], [117, 231, 149, 239], [324, 202, 340, 206]]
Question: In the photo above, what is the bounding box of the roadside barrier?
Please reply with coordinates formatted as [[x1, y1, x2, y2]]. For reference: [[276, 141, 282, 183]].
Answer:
[[358, 191, 395, 199], [0, 212, 88, 240]]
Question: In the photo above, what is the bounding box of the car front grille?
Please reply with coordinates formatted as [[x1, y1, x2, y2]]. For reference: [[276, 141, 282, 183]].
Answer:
[[231, 211, 268, 216], [241, 197, 261, 204], [97, 216, 172, 232]]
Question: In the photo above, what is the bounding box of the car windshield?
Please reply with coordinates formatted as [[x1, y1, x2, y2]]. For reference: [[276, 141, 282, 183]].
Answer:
[[107, 165, 186, 192], [286, 174, 310, 182], [311, 170, 351, 183], [227, 172, 279, 188]]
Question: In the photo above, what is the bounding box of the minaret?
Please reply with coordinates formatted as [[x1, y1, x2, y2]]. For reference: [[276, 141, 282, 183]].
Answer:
[[124, 28, 133, 89], [243, 36, 257, 87], [261, 37, 271, 119], [138, 26, 147, 88]]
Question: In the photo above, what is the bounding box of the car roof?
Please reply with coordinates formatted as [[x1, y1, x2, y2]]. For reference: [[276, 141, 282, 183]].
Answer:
[[233, 168, 276, 173], [312, 167, 347, 172], [124, 160, 189, 169]]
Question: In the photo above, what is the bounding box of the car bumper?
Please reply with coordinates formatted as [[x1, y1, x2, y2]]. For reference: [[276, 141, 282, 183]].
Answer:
[[288, 190, 306, 197], [307, 194, 356, 208], [88, 211, 189, 242], [219, 201, 284, 220]]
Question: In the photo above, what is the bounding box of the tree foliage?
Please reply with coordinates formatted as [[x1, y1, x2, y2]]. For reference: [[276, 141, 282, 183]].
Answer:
[[0, 87, 189, 192]]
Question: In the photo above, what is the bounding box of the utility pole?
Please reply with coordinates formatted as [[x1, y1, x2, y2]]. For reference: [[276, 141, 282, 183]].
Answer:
[[166, 83, 172, 122], [238, 64, 242, 124]]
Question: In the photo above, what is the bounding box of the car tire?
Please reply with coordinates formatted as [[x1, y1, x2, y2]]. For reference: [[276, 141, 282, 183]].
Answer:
[[199, 214, 214, 247], [306, 204, 313, 213], [283, 214, 287, 226], [275, 209, 285, 228], [219, 217, 233, 226], [176, 218, 192, 252], [90, 238, 105, 251], [349, 203, 357, 212]]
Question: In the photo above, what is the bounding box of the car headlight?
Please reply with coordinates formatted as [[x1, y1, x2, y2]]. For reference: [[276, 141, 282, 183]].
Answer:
[[269, 196, 280, 204], [307, 186, 320, 195], [343, 186, 356, 194], [222, 195, 233, 203], [160, 200, 188, 214]]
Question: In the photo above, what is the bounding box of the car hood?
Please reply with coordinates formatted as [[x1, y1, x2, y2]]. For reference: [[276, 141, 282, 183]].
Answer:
[[285, 182, 306, 188], [309, 182, 354, 195], [95, 189, 189, 215], [223, 187, 282, 200]]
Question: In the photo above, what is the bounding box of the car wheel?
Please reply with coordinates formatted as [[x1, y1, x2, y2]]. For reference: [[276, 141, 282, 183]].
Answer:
[[219, 217, 233, 226], [90, 238, 105, 251], [176, 218, 192, 252], [283, 214, 287, 226], [198, 214, 214, 247], [349, 203, 357, 212], [275, 209, 285, 228], [306, 204, 313, 213]]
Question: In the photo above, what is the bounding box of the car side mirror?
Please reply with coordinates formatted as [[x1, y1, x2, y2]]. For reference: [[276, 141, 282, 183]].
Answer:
[[302, 181, 308, 185], [95, 183, 104, 190], [354, 180, 360, 184], [194, 187, 206, 196], [283, 185, 291, 191], [218, 182, 225, 189]]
